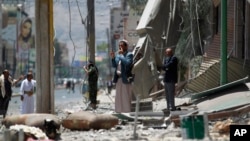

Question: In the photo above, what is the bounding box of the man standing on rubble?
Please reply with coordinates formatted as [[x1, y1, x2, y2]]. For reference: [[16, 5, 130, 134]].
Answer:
[[83, 61, 99, 109], [110, 39, 134, 113], [0, 69, 23, 117], [162, 48, 178, 111], [20, 72, 36, 114]]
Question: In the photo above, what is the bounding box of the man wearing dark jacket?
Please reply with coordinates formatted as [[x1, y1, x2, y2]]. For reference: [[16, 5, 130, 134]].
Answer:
[[110, 40, 134, 113], [162, 48, 178, 111], [0, 69, 23, 117]]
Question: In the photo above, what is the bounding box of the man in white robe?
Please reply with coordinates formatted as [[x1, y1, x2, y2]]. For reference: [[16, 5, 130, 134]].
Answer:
[[110, 40, 134, 113], [20, 72, 36, 114]]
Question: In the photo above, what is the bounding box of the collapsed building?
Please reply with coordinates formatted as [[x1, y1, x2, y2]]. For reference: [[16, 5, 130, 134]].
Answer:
[[130, 0, 250, 139]]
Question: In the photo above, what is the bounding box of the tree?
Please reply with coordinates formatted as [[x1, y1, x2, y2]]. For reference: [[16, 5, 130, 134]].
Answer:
[[96, 42, 109, 81], [127, 0, 148, 14], [97, 42, 108, 52]]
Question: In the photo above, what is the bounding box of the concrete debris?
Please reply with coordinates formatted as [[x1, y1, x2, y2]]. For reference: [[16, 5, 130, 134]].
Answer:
[[1, 84, 250, 141], [212, 118, 233, 134]]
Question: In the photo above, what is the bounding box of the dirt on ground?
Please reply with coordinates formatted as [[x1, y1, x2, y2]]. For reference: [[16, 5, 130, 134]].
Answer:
[[1, 89, 237, 141]]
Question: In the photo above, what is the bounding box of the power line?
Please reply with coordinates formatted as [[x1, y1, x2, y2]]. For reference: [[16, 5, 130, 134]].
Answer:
[[67, 0, 77, 69]]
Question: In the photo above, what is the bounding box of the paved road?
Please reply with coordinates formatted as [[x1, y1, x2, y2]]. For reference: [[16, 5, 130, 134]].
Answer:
[[7, 84, 85, 115]]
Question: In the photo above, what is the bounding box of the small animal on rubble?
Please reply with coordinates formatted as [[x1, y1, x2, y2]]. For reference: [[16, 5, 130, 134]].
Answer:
[[43, 119, 60, 139]]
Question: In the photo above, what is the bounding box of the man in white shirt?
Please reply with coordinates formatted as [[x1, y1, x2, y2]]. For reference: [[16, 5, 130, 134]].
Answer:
[[20, 72, 36, 114]]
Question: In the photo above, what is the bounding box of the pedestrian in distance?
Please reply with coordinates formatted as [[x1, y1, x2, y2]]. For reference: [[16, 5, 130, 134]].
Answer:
[[0, 69, 23, 118], [162, 47, 178, 111], [106, 80, 113, 94], [110, 39, 134, 113], [20, 72, 36, 114], [83, 61, 99, 110], [66, 80, 71, 94]]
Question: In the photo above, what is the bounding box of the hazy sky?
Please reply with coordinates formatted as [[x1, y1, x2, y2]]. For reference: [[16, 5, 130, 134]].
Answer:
[[24, 0, 120, 62]]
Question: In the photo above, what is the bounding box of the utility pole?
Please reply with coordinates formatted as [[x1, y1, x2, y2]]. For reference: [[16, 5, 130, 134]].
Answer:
[[106, 28, 112, 79], [220, 0, 227, 85], [0, 1, 3, 71], [35, 0, 54, 113], [87, 0, 95, 63], [122, 0, 127, 10]]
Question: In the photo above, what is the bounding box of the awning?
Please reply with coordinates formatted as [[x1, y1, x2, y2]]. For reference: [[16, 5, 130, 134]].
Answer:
[[132, 35, 159, 99], [213, 0, 250, 11], [191, 76, 249, 101], [132, 36, 147, 55], [136, 0, 181, 49], [133, 0, 181, 99], [136, 0, 162, 35], [186, 57, 250, 95]]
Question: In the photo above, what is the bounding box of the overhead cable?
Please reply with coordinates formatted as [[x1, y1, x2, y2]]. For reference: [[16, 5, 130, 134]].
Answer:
[[67, 0, 76, 68]]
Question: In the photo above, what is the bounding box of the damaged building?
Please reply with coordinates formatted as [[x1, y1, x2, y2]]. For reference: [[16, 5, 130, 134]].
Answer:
[[130, 0, 250, 139]]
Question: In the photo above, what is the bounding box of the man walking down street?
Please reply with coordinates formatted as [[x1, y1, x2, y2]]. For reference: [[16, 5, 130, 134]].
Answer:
[[0, 69, 23, 117], [162, 48, 178, 111]]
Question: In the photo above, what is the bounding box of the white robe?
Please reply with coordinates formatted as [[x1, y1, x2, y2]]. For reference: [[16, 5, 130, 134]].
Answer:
[[115, 78, 132, 113], [20, 79, 36, 114], [115, 62, 133, 113]]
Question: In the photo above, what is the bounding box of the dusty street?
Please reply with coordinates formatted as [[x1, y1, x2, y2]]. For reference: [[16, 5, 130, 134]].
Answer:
[[2, 86, 236, 141]]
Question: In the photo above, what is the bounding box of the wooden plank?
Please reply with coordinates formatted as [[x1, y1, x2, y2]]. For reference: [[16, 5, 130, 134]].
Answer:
[[171, 104, 250, 127], [112, 113, 135, 121], [129, 111, 164, 117], [131, 101, 153, 112], [208, 104, 250, 120]]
